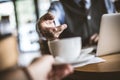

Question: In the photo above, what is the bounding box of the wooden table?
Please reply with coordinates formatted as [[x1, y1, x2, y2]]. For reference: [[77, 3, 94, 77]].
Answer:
[[64, 53, 120, 80]]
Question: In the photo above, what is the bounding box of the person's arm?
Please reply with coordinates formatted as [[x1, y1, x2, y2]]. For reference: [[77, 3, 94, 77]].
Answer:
[[104, 0, 116, 13], [48, 1, 65, 26], [0, 55, 73, 80], [0, 68, 29, 80]]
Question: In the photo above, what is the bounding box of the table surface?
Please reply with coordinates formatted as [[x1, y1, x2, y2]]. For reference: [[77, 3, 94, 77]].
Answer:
[[75, 53, 120, 72]]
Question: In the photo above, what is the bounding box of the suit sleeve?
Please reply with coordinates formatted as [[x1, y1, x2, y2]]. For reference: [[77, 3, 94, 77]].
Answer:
[[104, 0, 116, 13], [48, 1, 65, 26]]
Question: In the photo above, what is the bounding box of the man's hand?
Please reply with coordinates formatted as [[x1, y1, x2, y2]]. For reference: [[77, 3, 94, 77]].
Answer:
[[27, 55, 73, 80], [89, 33, 99, 45], [37, 13, 67, 40]]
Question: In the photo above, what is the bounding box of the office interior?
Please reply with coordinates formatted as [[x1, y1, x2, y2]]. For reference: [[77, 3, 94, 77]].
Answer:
[[0, 0, 59, 53], [0, 0, 61, 67], [0, 0, 120, 66]]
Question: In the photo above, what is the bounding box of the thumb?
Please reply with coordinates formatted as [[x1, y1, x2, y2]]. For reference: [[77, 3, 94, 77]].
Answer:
[[56, 24, 67, 32], [47, 24, 67, 40]]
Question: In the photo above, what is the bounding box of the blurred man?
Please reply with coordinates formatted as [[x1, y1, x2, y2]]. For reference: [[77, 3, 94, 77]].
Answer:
[[37, 0, 116, 47]]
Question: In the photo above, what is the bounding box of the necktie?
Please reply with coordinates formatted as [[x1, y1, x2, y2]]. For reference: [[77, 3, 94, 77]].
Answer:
[[79, 0, 87, 23], [79, 0, 86, 15]]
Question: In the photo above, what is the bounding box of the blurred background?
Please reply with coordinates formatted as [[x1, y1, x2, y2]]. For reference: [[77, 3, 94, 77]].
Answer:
[[0, 0, 60, 67], [0, 0, 58, 53]]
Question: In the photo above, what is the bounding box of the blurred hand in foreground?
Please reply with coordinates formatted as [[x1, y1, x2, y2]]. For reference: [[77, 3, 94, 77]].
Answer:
[[28, 55, 73, 80]]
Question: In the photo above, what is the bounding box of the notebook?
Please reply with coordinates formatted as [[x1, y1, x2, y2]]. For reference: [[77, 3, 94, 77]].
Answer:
[[96, 13, 120, 56]]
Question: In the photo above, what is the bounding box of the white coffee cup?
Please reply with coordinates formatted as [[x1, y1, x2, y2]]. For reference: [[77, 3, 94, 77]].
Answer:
[[48, 37, 82, 63]]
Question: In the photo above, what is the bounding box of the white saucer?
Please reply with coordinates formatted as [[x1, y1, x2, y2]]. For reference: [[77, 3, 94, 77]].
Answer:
[[54, 47, 95, 65]]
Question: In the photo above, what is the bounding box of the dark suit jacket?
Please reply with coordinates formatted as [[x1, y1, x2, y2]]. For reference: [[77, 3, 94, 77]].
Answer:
[[48, 0, 115, 46]]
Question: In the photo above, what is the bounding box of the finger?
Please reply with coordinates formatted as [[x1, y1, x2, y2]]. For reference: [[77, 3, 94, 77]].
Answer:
[[89, 33, 98, 44], [40, 24, 67, 40], [94, 35, 99, 43], [52, 24, 67, 37], [49, 64, 73, 80], [56, 24, 67, 32], [52, 24, 67, 32], [47, 24, 67, 39], [90, 33, 98, 41]]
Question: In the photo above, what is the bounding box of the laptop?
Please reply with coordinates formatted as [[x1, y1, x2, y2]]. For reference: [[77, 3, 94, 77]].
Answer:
[[96, 13, 120, 56]]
